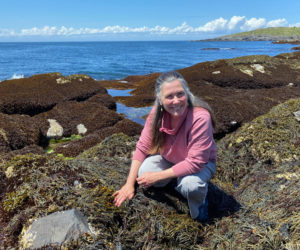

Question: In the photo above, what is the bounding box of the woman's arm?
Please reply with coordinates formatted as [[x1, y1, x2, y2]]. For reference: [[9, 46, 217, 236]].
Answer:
[[113, 159, 142, 207], [136, 167, 176, 188]]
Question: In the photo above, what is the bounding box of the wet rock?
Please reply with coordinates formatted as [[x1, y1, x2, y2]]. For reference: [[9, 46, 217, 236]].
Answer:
[[21, 209, 91, 249], [0, 73, 108, 116], [273, 40, 300, 44], [35, 101, 122, 139], [0, 113, 40, 152], [86, 92, 117, 110]]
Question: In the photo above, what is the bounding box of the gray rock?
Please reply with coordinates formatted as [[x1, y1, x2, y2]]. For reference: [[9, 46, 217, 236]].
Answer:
[[21, 209, 92, 249], [294, 110, 300, 121]]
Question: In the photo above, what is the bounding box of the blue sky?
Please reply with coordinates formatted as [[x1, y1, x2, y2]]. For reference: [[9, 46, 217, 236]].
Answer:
[[1, 0, 300, 41]]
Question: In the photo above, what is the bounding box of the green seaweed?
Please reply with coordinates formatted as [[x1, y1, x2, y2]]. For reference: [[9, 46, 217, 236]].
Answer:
[[3, 189, 29, 212]]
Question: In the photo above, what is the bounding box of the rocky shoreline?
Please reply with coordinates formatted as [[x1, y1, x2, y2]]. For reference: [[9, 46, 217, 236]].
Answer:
[[0, 51, 299, 249]]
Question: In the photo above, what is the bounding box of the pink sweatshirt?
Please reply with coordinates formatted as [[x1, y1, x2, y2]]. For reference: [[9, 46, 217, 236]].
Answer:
[[132, 106, 217, 177]]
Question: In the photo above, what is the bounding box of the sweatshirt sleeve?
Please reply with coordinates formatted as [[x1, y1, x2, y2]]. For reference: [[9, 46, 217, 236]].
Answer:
[[172, 111, 215, 177], [132, 107, 156, 162]]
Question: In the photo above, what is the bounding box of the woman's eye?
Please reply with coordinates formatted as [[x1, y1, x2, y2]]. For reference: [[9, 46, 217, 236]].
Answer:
[[166, 95, 173, 99], [177, 92, 185, 97]]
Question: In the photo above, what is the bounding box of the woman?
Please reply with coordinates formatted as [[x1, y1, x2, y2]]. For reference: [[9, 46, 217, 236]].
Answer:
[[113, 71, 217, 222]]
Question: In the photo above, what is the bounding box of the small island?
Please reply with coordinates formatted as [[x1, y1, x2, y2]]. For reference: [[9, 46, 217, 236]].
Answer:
[[192, 27, 300, 42]]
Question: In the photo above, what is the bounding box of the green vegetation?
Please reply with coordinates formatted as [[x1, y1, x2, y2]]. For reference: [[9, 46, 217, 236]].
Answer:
[[228, 27, 300, 38], [45, 134, 83, 154], [202, 27, 300, 41]]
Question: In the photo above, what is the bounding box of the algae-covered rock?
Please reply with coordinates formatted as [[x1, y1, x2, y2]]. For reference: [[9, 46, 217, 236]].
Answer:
[[205, 98, 300, 249], [0, 73, 108, 116], [35, 101, 122, 139], [0, 113, 40, 152]]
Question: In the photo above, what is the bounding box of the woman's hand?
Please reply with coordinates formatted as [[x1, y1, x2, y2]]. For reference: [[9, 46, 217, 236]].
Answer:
[[113, 184, 135, 207], [136, 172, 159, 188], [137, 168, 176, 188]]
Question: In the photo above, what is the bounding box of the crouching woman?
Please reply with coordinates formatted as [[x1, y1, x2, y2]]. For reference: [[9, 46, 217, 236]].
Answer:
[[113, 71, 217, 222]]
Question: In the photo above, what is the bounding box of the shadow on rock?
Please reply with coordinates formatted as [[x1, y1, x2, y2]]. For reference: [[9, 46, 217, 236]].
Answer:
[[142, 181, 241, 222]]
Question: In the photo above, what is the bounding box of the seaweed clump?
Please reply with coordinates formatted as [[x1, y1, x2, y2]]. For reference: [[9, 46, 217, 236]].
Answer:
[[205, 98, 300, 249]]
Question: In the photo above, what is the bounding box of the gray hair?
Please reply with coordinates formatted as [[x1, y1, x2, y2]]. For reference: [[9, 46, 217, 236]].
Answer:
[[155, 71, 195, 107]]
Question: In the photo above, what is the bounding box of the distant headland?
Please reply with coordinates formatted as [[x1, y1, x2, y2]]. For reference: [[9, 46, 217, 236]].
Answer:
[[192, 27, 300, 42]]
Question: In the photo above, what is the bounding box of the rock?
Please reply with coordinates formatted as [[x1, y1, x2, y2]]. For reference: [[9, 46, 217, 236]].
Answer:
[[0, 113, 40, 152], [77, 124, 88, 134], [201, 48, 220, 50], [293, 110, 300, 121], [46, 119, 64, 137], [86, 93, 117, 110], [291, 46, 300, 50], [273, 40, 300, 45], [0, 73, 109, 116], [35, 101, 122, 139], [21, 209, 91, 249]]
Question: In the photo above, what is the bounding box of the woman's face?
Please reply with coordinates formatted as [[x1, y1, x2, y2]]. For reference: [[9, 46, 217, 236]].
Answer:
[[160, 79, 188, 118]]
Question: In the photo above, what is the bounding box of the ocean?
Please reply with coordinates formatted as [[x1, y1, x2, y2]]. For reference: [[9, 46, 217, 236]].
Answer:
[[0, 41, 295, 124], [0, 41, 295, 82]]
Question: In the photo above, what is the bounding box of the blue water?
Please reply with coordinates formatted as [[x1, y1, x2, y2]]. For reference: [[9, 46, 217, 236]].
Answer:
[[0, 41, 295, 124], [0, 41, 295, 81]]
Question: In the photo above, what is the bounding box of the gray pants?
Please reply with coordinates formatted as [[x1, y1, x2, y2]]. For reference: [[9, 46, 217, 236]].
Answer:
[[138, 154, 216, 219]]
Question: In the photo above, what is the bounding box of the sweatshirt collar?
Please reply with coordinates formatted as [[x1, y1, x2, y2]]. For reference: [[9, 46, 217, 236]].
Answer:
[[159, 107, 189, 135]]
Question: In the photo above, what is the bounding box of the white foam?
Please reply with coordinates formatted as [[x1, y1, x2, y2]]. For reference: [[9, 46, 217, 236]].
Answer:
[[10, 73, 24, 79]]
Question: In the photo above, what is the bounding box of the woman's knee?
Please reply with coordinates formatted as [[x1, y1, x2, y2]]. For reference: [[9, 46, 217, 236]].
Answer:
[[138, 155, 172, 177], [176, 175, 207, 198]]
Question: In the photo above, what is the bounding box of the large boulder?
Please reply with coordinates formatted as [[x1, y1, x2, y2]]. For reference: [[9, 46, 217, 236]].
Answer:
[[21, 209, 91, 249]]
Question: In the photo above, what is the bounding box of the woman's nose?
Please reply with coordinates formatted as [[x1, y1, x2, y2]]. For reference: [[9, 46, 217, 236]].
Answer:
[[173, 96, 180, 103]]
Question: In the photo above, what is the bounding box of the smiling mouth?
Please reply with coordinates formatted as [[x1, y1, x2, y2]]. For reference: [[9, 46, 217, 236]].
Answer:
[[171, 106, 183, 112]]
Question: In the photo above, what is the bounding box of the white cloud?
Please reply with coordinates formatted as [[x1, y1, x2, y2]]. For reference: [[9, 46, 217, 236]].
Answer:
[[0, 16, 297, 39], [267, 18, 288, 27], [240, 18, 266, 31], [289, 22, 300, 27], [0, 28, 15, 36], [228, 16, 246, 30], [196, 18, 228, 32]]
